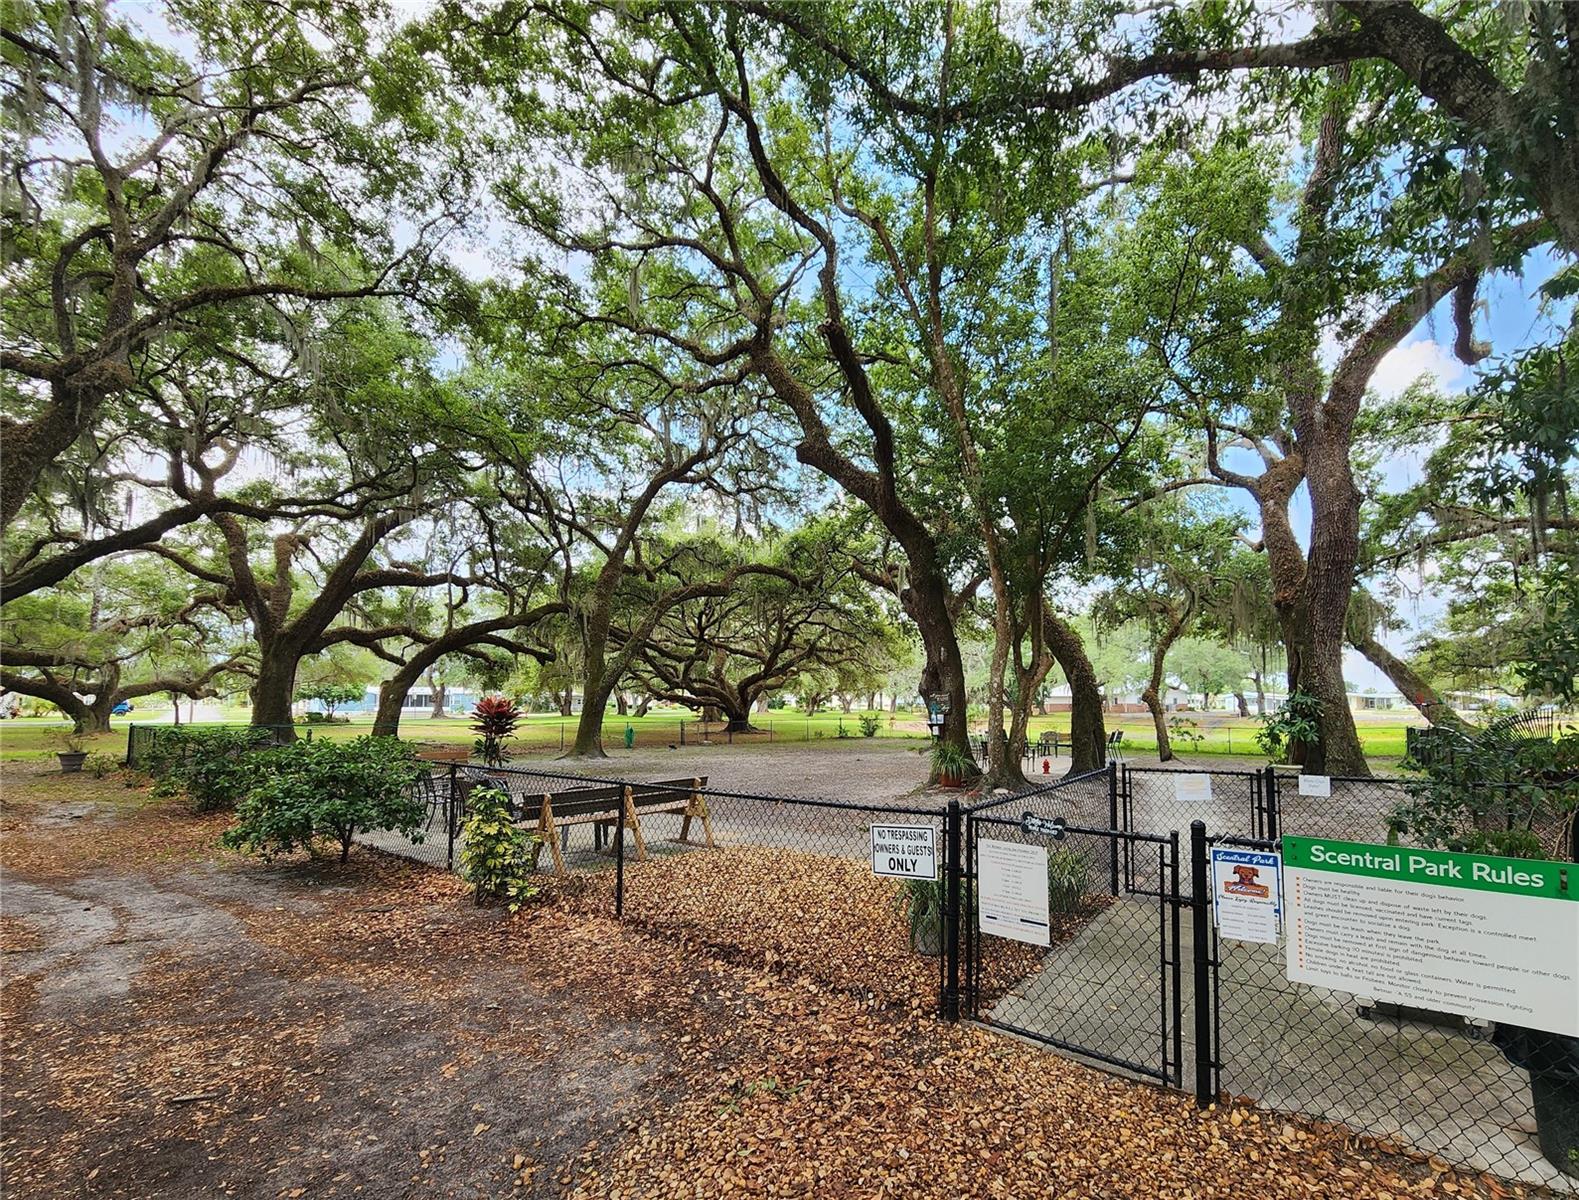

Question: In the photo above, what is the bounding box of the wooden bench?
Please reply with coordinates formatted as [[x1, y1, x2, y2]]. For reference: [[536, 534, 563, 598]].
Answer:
[[524, 776, 713, 875]]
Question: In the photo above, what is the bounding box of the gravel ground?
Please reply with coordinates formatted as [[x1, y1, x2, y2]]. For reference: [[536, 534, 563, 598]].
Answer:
[[505, 738, 951, 804]]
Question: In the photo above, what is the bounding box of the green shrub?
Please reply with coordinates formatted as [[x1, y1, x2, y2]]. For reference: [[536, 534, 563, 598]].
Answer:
[[153, 728, 279, 812], [457, 786, 540, 911], [1166, 716, 1203, 751], [1255, 691, 1322, 762], [1047, 846, 1090, 914], [222, 736, 424, 863], [83, 753, 121, 779], [1391, 715, 1577, 859], [858, 715, 881, 738], [929, 740, 975, 783], [892, 875, 971, 956]]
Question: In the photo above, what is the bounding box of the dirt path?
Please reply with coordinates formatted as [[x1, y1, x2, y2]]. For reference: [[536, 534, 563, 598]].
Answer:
[[0, 766, 742, 1199]]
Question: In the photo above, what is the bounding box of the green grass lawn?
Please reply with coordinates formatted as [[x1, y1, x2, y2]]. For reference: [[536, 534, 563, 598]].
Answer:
[[1017, 712, 1417, 761], [0, 706, 1422, 764]]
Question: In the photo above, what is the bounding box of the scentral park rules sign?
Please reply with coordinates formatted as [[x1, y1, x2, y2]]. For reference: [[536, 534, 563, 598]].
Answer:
[[1283, 837, 1579, 1037]]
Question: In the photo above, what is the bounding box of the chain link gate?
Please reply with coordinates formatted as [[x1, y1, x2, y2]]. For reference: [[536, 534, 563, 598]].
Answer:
[[1117, 765, 1281, 900], [966, 809, 1184, 1087]]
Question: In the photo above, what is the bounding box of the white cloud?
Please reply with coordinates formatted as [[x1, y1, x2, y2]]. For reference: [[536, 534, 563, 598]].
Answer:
[[1367, 338, 1470, 399]]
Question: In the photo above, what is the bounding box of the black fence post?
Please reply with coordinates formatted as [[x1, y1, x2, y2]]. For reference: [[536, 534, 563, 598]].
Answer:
[[1170, 828, 1183, 1087], [1107, 760, 1121, 896], [943, 799, 963, 1022], [615, 788, 627, 919], [1190, 819, 1213, 1108], [1263, 765, 1280, 842], [124, 723, 135, 767], [446, 762, 458, 871]]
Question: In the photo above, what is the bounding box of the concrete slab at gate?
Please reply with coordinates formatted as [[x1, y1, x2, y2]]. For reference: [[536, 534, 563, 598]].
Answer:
[[985, 896, 1575, 1193]]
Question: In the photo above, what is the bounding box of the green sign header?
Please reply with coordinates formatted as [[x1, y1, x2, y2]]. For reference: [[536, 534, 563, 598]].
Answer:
[[1283, 837, 1574, 902]]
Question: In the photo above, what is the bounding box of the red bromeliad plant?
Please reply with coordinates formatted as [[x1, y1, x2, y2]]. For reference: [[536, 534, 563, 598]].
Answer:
[[470, 696, 522, 767]]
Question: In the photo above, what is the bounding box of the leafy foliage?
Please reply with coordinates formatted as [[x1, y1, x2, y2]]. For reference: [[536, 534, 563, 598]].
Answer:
[[1391, 715, 1578, 859], [1166, 717, 1204, 752], [457, 786, 540, 911], [929, 740, 975, 783], [858, 715, 881, 738], [150, 727, 279, 813], [893, 875, 963, 955], [222, 737, 424, 863], [1255, 692, 1323, 764], [470, 696, 522, 766], [1046, 847, 1090, 915], [84, 753, 122, 779]]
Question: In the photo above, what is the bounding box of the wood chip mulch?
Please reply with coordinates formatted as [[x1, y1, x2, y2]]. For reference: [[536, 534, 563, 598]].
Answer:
[[575, 845, 1106, 1014]]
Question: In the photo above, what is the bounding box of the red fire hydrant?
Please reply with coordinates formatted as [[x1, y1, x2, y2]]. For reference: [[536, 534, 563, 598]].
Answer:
[[1042, 759, 1051, 774]]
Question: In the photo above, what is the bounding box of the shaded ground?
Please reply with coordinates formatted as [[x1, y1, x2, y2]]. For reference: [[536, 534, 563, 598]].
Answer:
[[1, 763, 1540, 1200]]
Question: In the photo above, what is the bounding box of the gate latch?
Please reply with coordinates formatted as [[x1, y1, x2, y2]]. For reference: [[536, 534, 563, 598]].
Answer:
[[1020, 813, 1066, 840]]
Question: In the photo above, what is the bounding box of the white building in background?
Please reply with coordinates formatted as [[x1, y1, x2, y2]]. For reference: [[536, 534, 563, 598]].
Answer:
[[298, 685, 483, 718]]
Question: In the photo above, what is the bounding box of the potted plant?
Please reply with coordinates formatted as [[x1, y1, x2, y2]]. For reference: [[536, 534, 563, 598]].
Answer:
[[56, 732, 89, 774], [930, 740, 975, 788], [895, 877, 946, 956], [1047, 846, 1090, 914]]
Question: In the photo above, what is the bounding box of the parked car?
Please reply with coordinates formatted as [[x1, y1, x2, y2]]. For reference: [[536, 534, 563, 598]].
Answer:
[[111, 701, 133, 715]]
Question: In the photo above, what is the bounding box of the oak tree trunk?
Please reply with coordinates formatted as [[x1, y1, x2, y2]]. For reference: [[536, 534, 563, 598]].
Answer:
[[1350, 628, 1468, 730], [1295, 434, 1371, 776], [1143, 686, 1173, 762], [249, 649, 300, 741], [1044, 614, 1107, 774], [372, 679, 406, 739]]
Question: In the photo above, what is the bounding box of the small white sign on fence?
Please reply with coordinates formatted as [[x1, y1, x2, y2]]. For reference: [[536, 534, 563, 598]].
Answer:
[[1297, 774, 1332, 797], [870, 824, 937, 880], [1173, 774, 1213, 804], [978, 839, 1051, 947]]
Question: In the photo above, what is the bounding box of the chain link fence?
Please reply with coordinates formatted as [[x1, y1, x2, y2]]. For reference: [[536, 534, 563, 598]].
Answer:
[[124, 722, 1577, 1189], [1195, 772, 1579, 1193]]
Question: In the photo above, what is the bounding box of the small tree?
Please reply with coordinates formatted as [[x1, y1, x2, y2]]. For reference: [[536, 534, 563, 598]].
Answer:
[[1255, 692, 1323, 765], [471, 696, 522, 766], [222, 737, 424, 863], [296, 682, 365, 721]]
